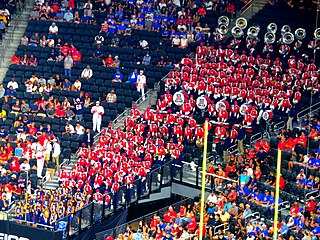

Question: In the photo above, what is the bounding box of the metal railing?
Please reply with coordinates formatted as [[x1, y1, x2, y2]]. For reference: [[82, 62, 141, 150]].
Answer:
[[46, 160, 174, 239], [227, 144, 238, 156], [249, 132, 262, 146], [213, 222, 229, 235], [240, 0, 255, 15], [274, 121, 285, 133], [95, 198, 192, 240], [296, 101, 320, 123], [244, 212, 260, 223]]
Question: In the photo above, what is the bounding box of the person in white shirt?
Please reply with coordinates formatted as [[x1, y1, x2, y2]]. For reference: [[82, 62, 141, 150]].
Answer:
[[72, 79, 82, 91], [20, 159, 30, 172], [180, 35, 188, 48], [206, 190, 218, 204], [63, 122, 75, 134], [172, 35, 181, 46], [75, 122, 85, 136], [139, 40, 149, 49], [24, 80, 34, 93], [81, 65, 93, 79], [91, 101, 104, 133], [136, 70, 147, 101], [7, 78, 18, 90], [48, 22, 58, 35], [52, 139, 61, 170]]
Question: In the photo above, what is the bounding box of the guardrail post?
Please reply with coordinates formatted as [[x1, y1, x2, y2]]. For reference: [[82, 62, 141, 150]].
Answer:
[[196, 165, 199, 187]]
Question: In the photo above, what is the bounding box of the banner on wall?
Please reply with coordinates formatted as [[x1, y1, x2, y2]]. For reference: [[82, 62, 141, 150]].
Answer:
[[0, 221, 63, 240]]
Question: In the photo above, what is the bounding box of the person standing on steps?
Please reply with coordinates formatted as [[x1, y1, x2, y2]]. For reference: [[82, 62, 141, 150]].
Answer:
[[91, 101, 104, 133], [136, 70, 147, 101]]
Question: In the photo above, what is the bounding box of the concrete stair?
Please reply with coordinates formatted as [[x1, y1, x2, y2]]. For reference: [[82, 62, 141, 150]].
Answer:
[[43, 154, 78, 190], [227, 0, 269, 33], [0, 3, 34, 82]]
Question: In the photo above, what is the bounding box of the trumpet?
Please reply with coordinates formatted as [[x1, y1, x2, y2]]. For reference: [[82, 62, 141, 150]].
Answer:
[[217, 24, 229, 35], [264, 32, 275, 44], [267, 23, 277, 33], [196, 138, 204, 148], [231, 26, 244, 38], [295, 28, 306, 40], [314, 28, 320, 40], [218, 16, 229, 26], [281, 25, 291, 36], [283, 32, 294, 44], [236, 17, 247, 29], [247, 26, 259, 38]]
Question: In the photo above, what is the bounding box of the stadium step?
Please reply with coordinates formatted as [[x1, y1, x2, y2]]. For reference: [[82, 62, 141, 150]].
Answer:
[[0, 0, 34, 82]]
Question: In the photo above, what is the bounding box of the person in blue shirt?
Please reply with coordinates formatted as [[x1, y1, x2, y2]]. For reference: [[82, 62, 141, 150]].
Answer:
[[162, 26, 170, 38], [261, 190, 271, 206], [113, 69, 123, 81], [4, 86, 17, 103], [127, 69, 138, 84], [93, 46, 104, 59], [195, 31, 203, 42], [278, 220, 289, 237], [239, 170, 250, 185], [237, 182, 250, 197], [0, 126, 8, 141], [63, 78, 72, 90], [260, 224, 269, 238], [152, 20, 161, 31], [136, 17, 144, 29]]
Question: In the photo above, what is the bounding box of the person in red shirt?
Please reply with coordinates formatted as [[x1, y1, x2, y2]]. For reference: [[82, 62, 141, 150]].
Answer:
[[0, 149, 9, 165], [187, 216, 198, 233], [305, 196, 316, 215], [72, 51, 82, 62], [11, 56, 20, 65], [103, 54, 114, 67], [9, 157, 20, 172], [163, 206, 177, 223]]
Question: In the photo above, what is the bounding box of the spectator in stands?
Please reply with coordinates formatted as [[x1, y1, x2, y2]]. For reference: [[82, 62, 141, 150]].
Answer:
[[20, 35, 29, 46], [94, 33, 104, 46], [52, 139, 60, 169], [127, 69, 138, 84], [29, 7, 39, 20], [106, 90, 117, 103], [48, 22, 58, 38], [139, 39, 149, 49], [4, 86, 16, 104], [81, 65, 93, 79], [64, 55, 73, 78], [103, 54, 114, 67], [72, 79, 82, 91], [74, 98, 84, 122], [64, 9, 74, 22], [92, 45, 104, 59], [62, 78, 72, 91], [0, 84, 4, 98], [63, 122, 75, 135], [113, 56, 120, 68], [112, 69, 123, 83], [142, 53, 151, 65], [29, 32, 40, 47], [110, 34, 120, 47]]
